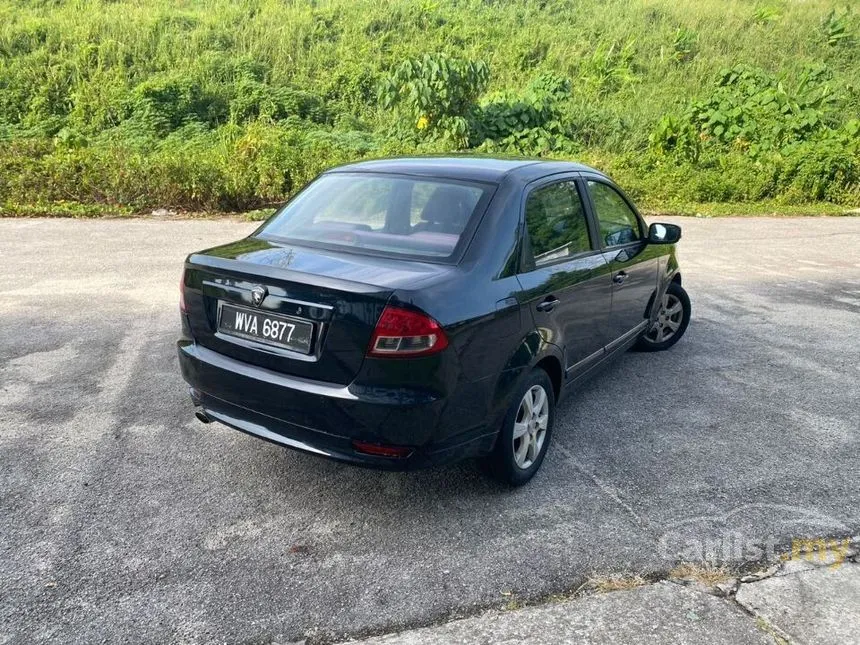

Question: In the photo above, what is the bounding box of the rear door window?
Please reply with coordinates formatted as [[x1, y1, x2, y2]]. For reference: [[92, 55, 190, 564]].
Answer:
[[523, 181, 593, 267]]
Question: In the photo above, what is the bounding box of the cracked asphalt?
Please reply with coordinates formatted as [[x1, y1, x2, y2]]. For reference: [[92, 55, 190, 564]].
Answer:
[[1, 216, 858, 644]]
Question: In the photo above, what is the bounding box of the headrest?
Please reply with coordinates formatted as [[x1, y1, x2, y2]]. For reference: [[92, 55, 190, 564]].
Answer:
[[420, 186, 474, 226]]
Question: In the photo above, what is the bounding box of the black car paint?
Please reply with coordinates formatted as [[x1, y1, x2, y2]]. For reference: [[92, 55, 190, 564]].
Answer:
[[178, 158, 681, 469]]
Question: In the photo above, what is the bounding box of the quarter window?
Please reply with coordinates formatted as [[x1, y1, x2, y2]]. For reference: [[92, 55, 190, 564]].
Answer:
[[587, 181, 642, 247], [524, 182, 592, 267]]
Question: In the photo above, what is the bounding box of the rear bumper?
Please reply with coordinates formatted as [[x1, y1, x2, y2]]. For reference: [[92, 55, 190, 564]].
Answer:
[[177, 341, 496, 470]]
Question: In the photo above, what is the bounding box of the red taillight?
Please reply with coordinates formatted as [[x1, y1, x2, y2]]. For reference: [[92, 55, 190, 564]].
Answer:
[[367, 305, 449, 358], [179, 275, 187, 313], [352, 440, 413, 459]]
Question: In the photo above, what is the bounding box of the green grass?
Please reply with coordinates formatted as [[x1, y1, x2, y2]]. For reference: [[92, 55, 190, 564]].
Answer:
[[0, 200, 135, 218], [0, 0, 858, 216], [243, 207, 277, 222], [643, 201, 857, 218]]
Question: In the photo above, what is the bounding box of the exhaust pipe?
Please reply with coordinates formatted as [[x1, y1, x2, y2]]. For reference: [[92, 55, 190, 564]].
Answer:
[[195, 410, 211, 424]]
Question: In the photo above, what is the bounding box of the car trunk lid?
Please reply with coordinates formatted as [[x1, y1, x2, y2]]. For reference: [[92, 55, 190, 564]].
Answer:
[[182, 238, 451, 385]]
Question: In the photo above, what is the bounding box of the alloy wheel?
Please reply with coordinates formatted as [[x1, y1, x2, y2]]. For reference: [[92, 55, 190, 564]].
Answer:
[[646, 292, 684, 343], [512, 385, 549, 470]]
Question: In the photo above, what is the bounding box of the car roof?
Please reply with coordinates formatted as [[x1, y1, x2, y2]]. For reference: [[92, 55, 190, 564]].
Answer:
[[326, 156, 608, 184]]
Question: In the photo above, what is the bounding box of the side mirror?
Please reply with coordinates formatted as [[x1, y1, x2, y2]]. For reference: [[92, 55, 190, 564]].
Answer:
[[647, 222, 682, 244]]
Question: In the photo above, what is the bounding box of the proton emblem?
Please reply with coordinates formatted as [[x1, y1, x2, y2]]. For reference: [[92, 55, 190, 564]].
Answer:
[[250, 285, 268, 307]]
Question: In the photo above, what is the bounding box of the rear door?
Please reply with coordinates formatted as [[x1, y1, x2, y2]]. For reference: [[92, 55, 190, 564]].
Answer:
[[583, 176, 660, 346], [515, 176, 613, 375]]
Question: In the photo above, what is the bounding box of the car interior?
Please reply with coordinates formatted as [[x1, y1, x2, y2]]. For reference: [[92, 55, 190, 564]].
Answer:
[[276, 178, 484, 257]]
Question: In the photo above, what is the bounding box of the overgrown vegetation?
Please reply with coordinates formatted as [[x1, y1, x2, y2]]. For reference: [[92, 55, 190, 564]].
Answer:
[[0, 0, 858, 215]]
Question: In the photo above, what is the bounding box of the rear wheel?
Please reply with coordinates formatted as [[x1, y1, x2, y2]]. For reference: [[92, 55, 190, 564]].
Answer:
[[486, 368, 555, 486], [635, 281, 691, 352]]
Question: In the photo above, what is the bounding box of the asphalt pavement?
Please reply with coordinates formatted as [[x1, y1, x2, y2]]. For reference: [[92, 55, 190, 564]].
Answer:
[[1, 216, 858, 644]]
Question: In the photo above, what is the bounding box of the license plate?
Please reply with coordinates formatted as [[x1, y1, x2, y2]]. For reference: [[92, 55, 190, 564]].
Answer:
[[218, 303, 314, 354]]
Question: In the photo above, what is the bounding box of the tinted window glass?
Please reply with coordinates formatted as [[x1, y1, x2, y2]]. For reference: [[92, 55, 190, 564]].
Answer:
[[259, 174, 490, 259], [524, 181, 592, 267], [587, 181, 641, 247]]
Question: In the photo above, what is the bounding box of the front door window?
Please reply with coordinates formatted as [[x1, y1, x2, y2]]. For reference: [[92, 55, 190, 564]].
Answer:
[[587, 181, 642, 247]]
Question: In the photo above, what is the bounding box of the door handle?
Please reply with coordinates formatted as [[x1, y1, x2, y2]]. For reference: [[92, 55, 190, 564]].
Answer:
[[612, 271, 628, 284], [536, 296, 560, 312]]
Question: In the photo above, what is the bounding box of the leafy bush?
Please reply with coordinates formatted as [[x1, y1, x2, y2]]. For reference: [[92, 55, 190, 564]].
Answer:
[[378, 53, 489, 146], [230, 80, 327, 125], [779, 122, 860, 202], [647, 64, 859, 203], [477, 72, 572, 154], [131, 73, 228, 134], [701, 66, 839, 153]]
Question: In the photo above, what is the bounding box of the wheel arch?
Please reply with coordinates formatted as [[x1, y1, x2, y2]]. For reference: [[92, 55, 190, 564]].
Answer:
[[486, 333, 564, 442], [535, 355, 562, 402]]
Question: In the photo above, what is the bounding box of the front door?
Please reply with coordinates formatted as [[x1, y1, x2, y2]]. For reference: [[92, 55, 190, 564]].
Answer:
[[516, 178, 613, 375], [583, 178, 660, 346]]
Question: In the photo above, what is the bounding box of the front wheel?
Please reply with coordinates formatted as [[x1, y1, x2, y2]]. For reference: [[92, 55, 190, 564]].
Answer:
[[485, 368, 555, 486], [635, 281, 691, 352]]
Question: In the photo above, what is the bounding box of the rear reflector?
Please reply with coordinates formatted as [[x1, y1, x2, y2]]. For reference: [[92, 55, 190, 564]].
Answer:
[[367, 305, 449, 358], [352, 440, 413, 459]]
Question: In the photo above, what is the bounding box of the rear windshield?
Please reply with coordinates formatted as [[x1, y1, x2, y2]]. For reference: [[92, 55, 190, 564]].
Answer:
[[257, 173, 494, 260]]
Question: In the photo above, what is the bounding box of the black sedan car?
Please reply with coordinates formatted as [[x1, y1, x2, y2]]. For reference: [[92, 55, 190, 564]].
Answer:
[[178, 157, 689, 485]]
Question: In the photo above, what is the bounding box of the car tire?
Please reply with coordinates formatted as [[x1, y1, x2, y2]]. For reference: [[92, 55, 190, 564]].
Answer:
[[635, 281, 691, 352], [485, 368, 555, 486]]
